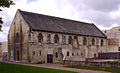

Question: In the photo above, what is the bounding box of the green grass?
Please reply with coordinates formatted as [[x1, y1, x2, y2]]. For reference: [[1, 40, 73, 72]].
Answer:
[[0, 62, 78, 73], [65, 65, 120, 73]]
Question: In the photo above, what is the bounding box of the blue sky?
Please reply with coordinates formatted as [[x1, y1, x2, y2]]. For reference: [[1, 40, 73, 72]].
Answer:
[[27, 0, 38, 3]]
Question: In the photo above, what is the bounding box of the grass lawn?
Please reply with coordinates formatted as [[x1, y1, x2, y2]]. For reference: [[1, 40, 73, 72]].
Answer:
[[0, 62, 78, 73], [65, 65, 120, 73]]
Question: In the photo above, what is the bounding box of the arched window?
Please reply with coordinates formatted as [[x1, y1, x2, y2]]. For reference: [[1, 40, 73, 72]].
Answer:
[[62, 35, 66, 44], [83, 37, 87, 45], [68, 36, 73, 44], [92, 38, 95, 45], [74, 36, 77, 39], [38, 33, 43, 42], [54, 34, 59, 43], [16, 33, 19, 43], [101, 39, 104, 46]]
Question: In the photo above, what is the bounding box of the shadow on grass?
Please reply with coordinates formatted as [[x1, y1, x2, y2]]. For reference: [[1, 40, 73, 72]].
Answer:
[[0, 62, 78, 73]]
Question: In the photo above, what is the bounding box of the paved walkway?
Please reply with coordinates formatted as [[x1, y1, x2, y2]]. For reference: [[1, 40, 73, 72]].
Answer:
[[1, 61, 112, 73]]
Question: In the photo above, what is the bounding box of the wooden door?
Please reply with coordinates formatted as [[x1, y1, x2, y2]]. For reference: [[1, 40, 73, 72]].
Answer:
[[17, 51, 20, 61], [47, 54, 53, 63]]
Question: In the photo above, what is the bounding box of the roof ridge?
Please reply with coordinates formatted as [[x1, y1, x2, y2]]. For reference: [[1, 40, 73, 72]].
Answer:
[[19, 9, 93, 25]]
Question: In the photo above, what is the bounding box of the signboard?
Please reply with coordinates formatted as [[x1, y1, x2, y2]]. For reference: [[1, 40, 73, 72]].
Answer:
[[11, 50, 13, 56]]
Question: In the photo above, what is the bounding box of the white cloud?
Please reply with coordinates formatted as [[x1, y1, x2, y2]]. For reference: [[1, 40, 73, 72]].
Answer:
[[0, 0, 120, 42]]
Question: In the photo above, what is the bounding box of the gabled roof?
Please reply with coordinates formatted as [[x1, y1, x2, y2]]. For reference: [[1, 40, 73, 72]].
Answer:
[[19, 9, 107, 38]]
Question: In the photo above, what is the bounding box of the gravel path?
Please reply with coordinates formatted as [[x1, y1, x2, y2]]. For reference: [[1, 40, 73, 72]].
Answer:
[[1, 61, 112, 73], [26, 63, 112, 73]]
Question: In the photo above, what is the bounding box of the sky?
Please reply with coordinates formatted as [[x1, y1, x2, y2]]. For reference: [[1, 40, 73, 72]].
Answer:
[[0, 0, 120, 42]]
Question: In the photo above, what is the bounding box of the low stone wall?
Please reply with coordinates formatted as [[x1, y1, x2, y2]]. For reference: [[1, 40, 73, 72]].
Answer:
[[64, 60, 120, 68]]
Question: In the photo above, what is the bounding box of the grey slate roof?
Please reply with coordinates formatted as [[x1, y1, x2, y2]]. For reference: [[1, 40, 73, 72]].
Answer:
[[19, 9, 107, 38]]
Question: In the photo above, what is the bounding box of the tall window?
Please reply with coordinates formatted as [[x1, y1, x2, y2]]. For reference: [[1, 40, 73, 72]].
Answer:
[[54, 34, 59, 43], [68, 36, 73, 44], [83, 37, 87, 45], [38, 33, 43, 43], [92, 38, 95, 45], [33, 51, 35, 56], [62, 35, 66, 44], [118, 47, 120, 51], [39, 51, 41, 56], [56, 52, 58, 58], [101, 39, 104, 46], [48, 33, 51, 43], [16, 33, 19, 43]]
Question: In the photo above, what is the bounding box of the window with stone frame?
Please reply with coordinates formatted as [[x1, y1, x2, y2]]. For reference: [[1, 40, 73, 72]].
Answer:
[[39, 51, 41, 56], [81, 53, 83, 55], [77, 53, 78, 55], [16, 33, 19, 43], [74, 36, 78, 43], [33, 51, 35, 56], [118, 47, 120, 51], [38, 33, 43, 43], [94, 53, 96, 57], [47, 33, 51, 44], [54, 34, 59, 43], [72, 53, 74, 56], [101, 39, 104, 46], [62, 35, 66, 44], [92, 38, 95, 45], [56, 52, 58, 58], [68, 36, 73, 44], [83, 37, 87, 45]]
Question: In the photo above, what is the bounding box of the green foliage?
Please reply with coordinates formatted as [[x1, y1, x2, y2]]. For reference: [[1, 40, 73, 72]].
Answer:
[[0, 0, 14, 8], [65, 65, 120, 73], [0, 62, 77, 73], [0, 0, 14, 31]]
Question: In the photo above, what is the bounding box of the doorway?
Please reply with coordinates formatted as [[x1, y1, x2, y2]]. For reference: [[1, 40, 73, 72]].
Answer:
[[47, 54, 53, 63], [17, 51, 20, 61]]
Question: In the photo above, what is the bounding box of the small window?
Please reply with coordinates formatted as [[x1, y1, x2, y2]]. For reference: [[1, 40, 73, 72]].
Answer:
[[104, 31, 106, 33], [33, 51, 35, 56], [81, 53, 83, 55], [67, 51, 69, 56], [54, 34, 59, 43], [72, 53, 74, 56], [118, 47, 120, 51], [56, 52, 58, 58], [92, 38, 95, 45], [62, 35, 66, 44], [68, 36, 73, 44], [83, 37, 87, 45], [39, 51, 41, 56], [38, 33, 43, 43], [119, 29, 120, 31], [101, 39, 104, 46], [74, 36, 78, 39], [77, 53, 78, 55], [94, 53, 96, 57]]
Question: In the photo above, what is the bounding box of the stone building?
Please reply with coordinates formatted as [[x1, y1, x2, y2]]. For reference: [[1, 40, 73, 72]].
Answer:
[[0, 42, 8, 60], [0, 42, 2, 60], [8, 9, 107, 63], [103, 26, 120, 52]]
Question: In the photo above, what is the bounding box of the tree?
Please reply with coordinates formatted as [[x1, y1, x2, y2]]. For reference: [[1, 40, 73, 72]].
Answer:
[[0, 0, 14, 31]]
